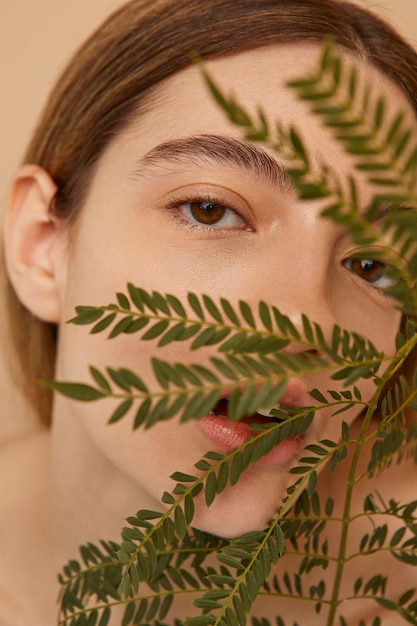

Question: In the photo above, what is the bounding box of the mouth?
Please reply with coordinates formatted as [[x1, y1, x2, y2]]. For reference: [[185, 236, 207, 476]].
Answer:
[[197, 382, 311, 466], [208, 398, 288, 425]]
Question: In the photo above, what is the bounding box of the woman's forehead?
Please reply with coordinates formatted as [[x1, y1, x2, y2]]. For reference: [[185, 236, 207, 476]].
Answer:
[[123, 42, 417, 145], [98, 42, 417, 192]]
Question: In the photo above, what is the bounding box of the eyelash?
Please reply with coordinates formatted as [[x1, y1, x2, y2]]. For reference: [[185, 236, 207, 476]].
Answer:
[[162, 193, 249, 231]]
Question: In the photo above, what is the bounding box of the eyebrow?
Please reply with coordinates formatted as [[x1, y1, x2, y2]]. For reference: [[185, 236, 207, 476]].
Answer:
[[131, 133, 415, 224], [131, 134, 295, 194], [364, 201, 415, 222]]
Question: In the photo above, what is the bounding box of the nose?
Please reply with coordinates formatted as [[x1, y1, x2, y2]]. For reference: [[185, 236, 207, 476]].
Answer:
[[247, 222, 338, 355]]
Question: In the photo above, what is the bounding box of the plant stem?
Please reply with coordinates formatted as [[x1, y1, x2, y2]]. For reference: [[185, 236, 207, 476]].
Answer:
[[325, 332, 417, 624]]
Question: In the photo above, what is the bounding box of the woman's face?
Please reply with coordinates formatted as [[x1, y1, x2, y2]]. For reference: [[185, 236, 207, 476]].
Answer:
[[52, 44, 413, 537]]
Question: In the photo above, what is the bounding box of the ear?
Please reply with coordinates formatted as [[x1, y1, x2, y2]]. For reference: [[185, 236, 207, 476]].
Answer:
[[3, 164, 67, 323]]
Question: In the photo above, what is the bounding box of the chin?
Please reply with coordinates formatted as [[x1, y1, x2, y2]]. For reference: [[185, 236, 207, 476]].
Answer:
[[192, 512, 272, 540], [191, 488, 280, 539]]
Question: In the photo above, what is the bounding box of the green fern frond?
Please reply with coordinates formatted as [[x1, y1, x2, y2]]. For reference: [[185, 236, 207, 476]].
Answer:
[[51, 39, 417, 626]]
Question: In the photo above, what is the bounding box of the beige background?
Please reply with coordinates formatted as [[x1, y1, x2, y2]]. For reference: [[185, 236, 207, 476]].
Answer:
[[0, 0, 417, 439]]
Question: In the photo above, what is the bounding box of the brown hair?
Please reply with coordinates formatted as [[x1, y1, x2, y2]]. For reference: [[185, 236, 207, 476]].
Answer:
[[6, 0, 417, 423]]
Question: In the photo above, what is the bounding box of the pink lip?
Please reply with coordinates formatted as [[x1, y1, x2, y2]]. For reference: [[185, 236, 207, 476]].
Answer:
[[197, 380, 311, 466]]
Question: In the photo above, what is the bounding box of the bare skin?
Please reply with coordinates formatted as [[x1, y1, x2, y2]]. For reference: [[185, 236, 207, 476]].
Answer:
[[1, 44, 416, 625]]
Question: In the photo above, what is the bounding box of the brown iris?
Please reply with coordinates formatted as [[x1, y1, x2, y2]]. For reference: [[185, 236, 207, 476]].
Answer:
[[188, 201, 227, 225], [349, 258, 386, 283]]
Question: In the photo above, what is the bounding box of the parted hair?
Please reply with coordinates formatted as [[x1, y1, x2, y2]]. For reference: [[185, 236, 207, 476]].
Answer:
[[6, 0, 417, 423]]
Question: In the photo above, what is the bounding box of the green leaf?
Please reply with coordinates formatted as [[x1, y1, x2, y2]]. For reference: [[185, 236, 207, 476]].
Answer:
[[98, 607, 111, 626], [146, 397, 171, 427], [302, 314, 314, 343], [375, 597, 397, 611], [151, 290, 171, 315], [133, 398, 152, 429], [146, 596, 160, 622], [121, 601, 134, 626], [159, 594, 174, 620], [157, 322, 187, 347], [123, 317, 149, 334], [90, 313, 117, 334], [117, 292, 131, 310], [133, 600, 148, 624], [180, 392, 211, 422], [127, 283, 144, 311], [86, 609, 99, 626], [171, 471, 198, 483], [40, 380, 106, 401], [309, 388, 328, 404], [108, 316, 134, 338], [191, 327, 219, 350], [184, 617, 215, 626], [173, 507, 187, 542], [258, 301, 273, 331], [289, 126, 307, 158], [70, 306, 104, 325], [166, 293, 187, 317], [203, 294, 223, 322], [108, 399, 133, 424], [188, 293, 205, 319], [205, 471, 218, 507], [307, 471, 318, 497], [141, 320, 170, 341], [399, 589, 415, 606], [239, 300, 256, 328], [89, 367, 111, 392], [394, 129, 412, 159], [403, 145, 417, 173], [374, 97, 385, 128], [184, 494, 195, 525], [211, 357, 239, 380], [221, 298, 240, 324], [390, 527, 406, 547], [230, 453, 243, 486], [107, 368, 132, 391], [304, 444, 328, 457], [118, 368, 148, 392], [116, 550, 130, 564], [341, 421, 349, 442]]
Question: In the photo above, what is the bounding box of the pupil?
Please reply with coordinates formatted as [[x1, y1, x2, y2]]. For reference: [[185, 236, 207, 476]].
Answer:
[[361, 260, 374, 272]]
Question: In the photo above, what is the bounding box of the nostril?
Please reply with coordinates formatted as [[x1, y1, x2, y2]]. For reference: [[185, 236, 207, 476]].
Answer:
[[281, 345, 322, 359], [280, 347, 327, 369], [303, 349, 320, 357], [305, 348, 322, 359], [301, 348, 327, 363]]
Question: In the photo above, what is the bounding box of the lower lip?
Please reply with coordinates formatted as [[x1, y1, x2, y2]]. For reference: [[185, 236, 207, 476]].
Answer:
[[197, 414, 304, 466]]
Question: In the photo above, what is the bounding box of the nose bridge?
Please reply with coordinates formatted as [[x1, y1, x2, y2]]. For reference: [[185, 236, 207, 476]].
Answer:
[[253, 226, 336, 347]]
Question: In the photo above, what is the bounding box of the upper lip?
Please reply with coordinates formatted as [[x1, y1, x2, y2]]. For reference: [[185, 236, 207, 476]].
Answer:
[[214, 379, 312, 417]]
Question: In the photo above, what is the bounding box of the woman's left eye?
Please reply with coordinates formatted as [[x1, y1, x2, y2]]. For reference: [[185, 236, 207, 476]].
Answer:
[[342, 257, 396, 289], [174, 199, 247, 229]]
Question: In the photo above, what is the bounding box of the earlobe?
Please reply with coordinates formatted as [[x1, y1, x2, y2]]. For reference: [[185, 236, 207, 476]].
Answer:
[[3, 164, 66, 323]]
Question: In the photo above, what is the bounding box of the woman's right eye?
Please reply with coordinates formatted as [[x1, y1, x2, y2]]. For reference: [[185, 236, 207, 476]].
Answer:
[[342, 256, 397, 290], [174, 199, 248, 230]]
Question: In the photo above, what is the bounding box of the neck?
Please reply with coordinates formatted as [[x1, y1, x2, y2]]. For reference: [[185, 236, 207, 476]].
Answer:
[[49, 394, 161, 568]]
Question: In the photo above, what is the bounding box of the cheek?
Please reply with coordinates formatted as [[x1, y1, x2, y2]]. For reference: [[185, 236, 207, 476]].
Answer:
[[366, 312, 401, 357], [83, 412, 181, 487], [332, 284, 402, 356]]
